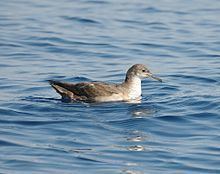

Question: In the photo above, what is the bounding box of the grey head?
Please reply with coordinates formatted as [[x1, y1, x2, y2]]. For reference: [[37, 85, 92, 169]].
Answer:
[[125, 64, 162, 82]]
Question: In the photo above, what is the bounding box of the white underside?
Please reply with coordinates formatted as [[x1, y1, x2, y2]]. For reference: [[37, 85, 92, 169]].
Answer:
[[93, 76, 142, 102], [94, 94, 124, 102], [127, 76, 142, 100]]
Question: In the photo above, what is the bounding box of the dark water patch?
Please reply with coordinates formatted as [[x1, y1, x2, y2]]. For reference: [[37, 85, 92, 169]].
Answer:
[[47, 46, 89, 55], [176, 29, 192, 34], [99, 53, 126, 59], [100, 73, 122, 80], [0, 43, 22, 48], [0, 22, 21, 27], [106, 117, 164, 132], [63, 76, 92, 82], [0, 107, 32, 117], [85, 0, 110, 5], [179, 163, 220, 174], [132, 42, 182, 52], [179, 41, 207, 46], [0, 84, 21, 90], [151, 129, 196, 139], [168, 74, 217, 83], [160, 86, 180, 92], [0, 119, 71, 126], [192, 54, 220, 58], [46, 75, 67, 80], [155, 115, 191, 123], [117, 19, 146, 26], [21, 41, 57, 47], [141, 7, 190, 16], [62, 16, 101, 25], [172, 10, 189, 15], [26, 36, 118, 49], [151, 25, 170, 31], [106, 118, 146, 128], [188, 112, 219, 119], [141, 7, 163, 13], [182, 98, 219, 111], [194, 8, 220, 12], [203, 146, 220, 154], [22, 86, 49, 93], [117, 19, 168, 29], [76, 156, 106, 164], [1, 52, 39, 59], [0, 139, 21, 147]]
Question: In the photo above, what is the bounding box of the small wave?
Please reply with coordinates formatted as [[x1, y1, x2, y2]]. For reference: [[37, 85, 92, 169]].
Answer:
[[155, 115, 190, 123], [192, 54, 220, 58], [76, 156, 106, 164], [188, 112, 218, 119], [0, 108, 30, 117], [85, 0, 109, 4], [23, 96, 60, 103], [0, 139, 21, 147], [69, 76, 92, 82], [141, 7, 162, 13], [0, 119, 71, 126], [62, 16, 101, 25], [168, 74, 217, 83]]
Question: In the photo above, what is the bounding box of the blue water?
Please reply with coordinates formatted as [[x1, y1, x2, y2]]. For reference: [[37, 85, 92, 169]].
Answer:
[[0, 0, 220, 173]]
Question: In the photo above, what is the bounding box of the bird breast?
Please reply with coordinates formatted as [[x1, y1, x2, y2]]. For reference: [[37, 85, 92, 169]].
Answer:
[[127, 77, 142, 100]]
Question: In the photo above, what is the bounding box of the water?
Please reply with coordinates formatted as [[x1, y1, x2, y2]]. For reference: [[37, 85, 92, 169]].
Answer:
[[0, 0, 220, 173]]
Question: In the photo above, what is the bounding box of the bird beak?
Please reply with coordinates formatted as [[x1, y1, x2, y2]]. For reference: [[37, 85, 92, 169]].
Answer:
[[151, 75, 162, 82], [147, 72, 162, 82]]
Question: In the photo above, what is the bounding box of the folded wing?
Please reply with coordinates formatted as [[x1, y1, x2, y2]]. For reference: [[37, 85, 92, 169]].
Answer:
[[49, 80, 120, 101]]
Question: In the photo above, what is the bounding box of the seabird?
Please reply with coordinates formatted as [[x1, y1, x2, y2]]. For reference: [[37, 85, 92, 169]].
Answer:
[[49, 64, 162, 102]]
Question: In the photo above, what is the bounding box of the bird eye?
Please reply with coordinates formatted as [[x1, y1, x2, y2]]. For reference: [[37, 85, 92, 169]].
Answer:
[[142, 69, 146, 72]]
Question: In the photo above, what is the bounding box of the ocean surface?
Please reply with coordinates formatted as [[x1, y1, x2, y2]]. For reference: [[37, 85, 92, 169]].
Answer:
[[0, 0, 220, 173]]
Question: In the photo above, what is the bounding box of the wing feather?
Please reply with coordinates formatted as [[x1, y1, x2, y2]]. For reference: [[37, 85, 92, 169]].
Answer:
[[49, 80, 121, 100]]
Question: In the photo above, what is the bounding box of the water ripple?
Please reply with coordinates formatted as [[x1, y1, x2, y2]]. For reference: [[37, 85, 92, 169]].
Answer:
[[0, 0, 220, 173], [62, 16, 101, 25]]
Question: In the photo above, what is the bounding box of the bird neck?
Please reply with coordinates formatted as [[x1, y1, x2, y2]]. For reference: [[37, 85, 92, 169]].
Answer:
[[124, 75, 142, 99]]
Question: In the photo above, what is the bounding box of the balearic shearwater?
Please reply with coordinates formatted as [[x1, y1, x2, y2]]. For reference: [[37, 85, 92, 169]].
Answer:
[[49, 64, 162, 102]]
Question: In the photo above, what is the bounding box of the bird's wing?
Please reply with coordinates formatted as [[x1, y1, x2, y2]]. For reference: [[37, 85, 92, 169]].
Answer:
[[74, 82, 122, 97], [49, 80, 121, 100]]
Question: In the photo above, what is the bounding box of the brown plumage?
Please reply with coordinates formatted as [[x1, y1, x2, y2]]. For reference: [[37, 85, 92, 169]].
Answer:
[[49, 64, 162, 102]]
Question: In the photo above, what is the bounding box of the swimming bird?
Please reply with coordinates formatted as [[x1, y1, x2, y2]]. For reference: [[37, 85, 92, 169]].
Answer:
[[49, 64, 162, 102]]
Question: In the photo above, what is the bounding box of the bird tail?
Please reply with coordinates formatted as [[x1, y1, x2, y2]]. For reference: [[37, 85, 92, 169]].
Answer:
[[48, 80, 73, 101]]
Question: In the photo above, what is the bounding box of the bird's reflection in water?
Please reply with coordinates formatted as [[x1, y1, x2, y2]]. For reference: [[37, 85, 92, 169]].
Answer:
[[131, 109, 154, 118], [126, 130, 148, 152], [125, 97, 142, 104], [127, 145, 145, 151], [128, 102, 156, 118], [127, 135, 145, 142], [121, 104, 155, 174], [122, 169, 144, 174], [121, 130, 149, 174]]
